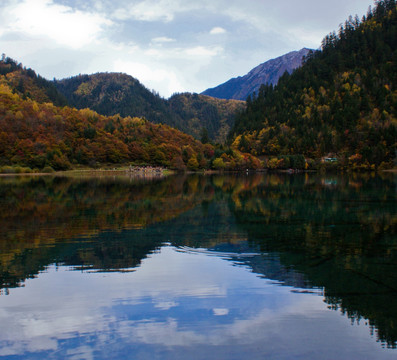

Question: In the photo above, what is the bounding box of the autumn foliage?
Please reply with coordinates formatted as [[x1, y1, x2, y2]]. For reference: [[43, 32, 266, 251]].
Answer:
[[229, 0, 397, 170], [0, 68, 258, 171]]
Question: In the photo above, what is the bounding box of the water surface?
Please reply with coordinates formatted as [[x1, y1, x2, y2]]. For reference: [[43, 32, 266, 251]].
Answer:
[[0, 173, 396, 359]]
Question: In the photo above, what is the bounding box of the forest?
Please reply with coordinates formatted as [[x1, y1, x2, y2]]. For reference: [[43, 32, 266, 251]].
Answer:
[[0, 62, 259, 172], [55, 73, 244, 143], [229, 0, 396, 170]]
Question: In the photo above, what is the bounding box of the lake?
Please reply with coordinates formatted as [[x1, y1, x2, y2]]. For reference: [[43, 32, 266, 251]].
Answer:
[[0, 172, 396, 359]]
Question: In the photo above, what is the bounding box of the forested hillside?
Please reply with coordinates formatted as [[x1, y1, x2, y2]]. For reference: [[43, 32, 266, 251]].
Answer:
[[0, 79, 212, 171], [229, 0, 396, 170], [168, 93, 244, 143], [0, 56, 67, 106], [55, 73, 244, 142], [0, 70, 260, 172], [55, 73, 173, 124]]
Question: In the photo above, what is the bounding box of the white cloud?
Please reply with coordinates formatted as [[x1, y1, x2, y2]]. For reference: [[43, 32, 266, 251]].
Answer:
[[109, 44, 223, 97], [7, 0, 112, 49], [151, 36, 176, 44], [213, 308, 229, 316], [154, 300, 179, 310], [286, 27, 326, 49], [114, 59, 185, 96], [185, 46, 223, 58], [112, 0, 177, 22], [210, 27, 227, 35]]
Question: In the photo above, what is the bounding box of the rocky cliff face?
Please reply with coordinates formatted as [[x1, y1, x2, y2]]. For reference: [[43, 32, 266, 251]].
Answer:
[[202, 48, 311, 100]]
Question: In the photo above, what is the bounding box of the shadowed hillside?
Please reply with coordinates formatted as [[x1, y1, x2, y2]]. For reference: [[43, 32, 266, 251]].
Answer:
[[55, 73, 244, 142], [229, 0, 396, 170]]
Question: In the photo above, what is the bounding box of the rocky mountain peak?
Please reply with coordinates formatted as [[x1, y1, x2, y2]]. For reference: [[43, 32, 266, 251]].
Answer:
[[202, 48, 311, 101]]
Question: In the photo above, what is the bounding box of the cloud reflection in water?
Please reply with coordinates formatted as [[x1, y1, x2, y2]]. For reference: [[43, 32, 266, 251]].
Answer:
[[0, 244, 393, 359]]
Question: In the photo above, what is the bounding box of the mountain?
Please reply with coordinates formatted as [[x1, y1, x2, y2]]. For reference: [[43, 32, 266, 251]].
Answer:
[[167, 93, 244, 143], [229, 0, 397, 170], [55, 73, 174, 125], [0, 79, 213, 171], [202, 48, 311, 101], [55, 73, 244, 143], [0, 56, 67, 106], [0, 57, 261, 172]]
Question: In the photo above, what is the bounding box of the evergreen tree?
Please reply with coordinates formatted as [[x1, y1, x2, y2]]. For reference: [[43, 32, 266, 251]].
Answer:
[[229, 0, 397, 168]]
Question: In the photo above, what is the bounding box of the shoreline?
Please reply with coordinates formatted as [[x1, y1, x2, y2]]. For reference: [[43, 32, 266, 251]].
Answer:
[[0, 166, 173, 178], [0, 166, 396, 177]]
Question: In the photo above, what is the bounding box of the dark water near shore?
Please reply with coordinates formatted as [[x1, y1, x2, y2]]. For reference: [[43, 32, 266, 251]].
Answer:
[[0, 172, 396, 359]]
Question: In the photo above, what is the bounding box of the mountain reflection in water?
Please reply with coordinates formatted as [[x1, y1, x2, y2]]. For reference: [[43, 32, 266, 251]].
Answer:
[[0, 172, 396, 359]]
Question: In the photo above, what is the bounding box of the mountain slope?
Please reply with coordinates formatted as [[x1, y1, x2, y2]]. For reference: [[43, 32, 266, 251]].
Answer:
[[202, 48, 311, 100], [229, 0, 397, 169], [0, 78, 216, 170], [0, 56, 67, 106], [0, 60, 261, 172], [55, 73, 174, 124], [55, 73, 244, 142], [168, 93, 244, 143]]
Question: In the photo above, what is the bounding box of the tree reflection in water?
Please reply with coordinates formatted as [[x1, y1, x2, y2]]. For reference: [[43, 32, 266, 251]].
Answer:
[[0, 172, 396, 347]]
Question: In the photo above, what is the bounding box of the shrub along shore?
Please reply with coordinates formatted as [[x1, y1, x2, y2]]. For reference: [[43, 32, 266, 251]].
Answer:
[[1, 161, 395, 176]]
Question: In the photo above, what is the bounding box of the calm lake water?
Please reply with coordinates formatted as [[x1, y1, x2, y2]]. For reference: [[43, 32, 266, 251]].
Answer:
[[0, 172, 396, 359]]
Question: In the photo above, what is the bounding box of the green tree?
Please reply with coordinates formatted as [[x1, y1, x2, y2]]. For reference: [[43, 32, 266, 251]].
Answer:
[[200, 127, 209, 144], [187, 155, 199, 170], [212, 157, 226, 169]]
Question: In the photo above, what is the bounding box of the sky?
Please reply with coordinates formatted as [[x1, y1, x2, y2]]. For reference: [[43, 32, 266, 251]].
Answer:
[[0, 0, 373, 98]]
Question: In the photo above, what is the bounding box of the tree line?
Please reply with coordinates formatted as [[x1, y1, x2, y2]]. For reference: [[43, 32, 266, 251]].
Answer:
[[229, 0, 396, 170]]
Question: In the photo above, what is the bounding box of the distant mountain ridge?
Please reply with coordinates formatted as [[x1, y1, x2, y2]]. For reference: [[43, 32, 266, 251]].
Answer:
[[202, 48, 312, 100], [55, 73, 172, 124], [0, 56, 67, 106], [55, 73, 244, 142]]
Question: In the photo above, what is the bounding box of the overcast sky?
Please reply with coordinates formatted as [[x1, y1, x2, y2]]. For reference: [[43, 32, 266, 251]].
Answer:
[[0, 0, 372, 98]]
